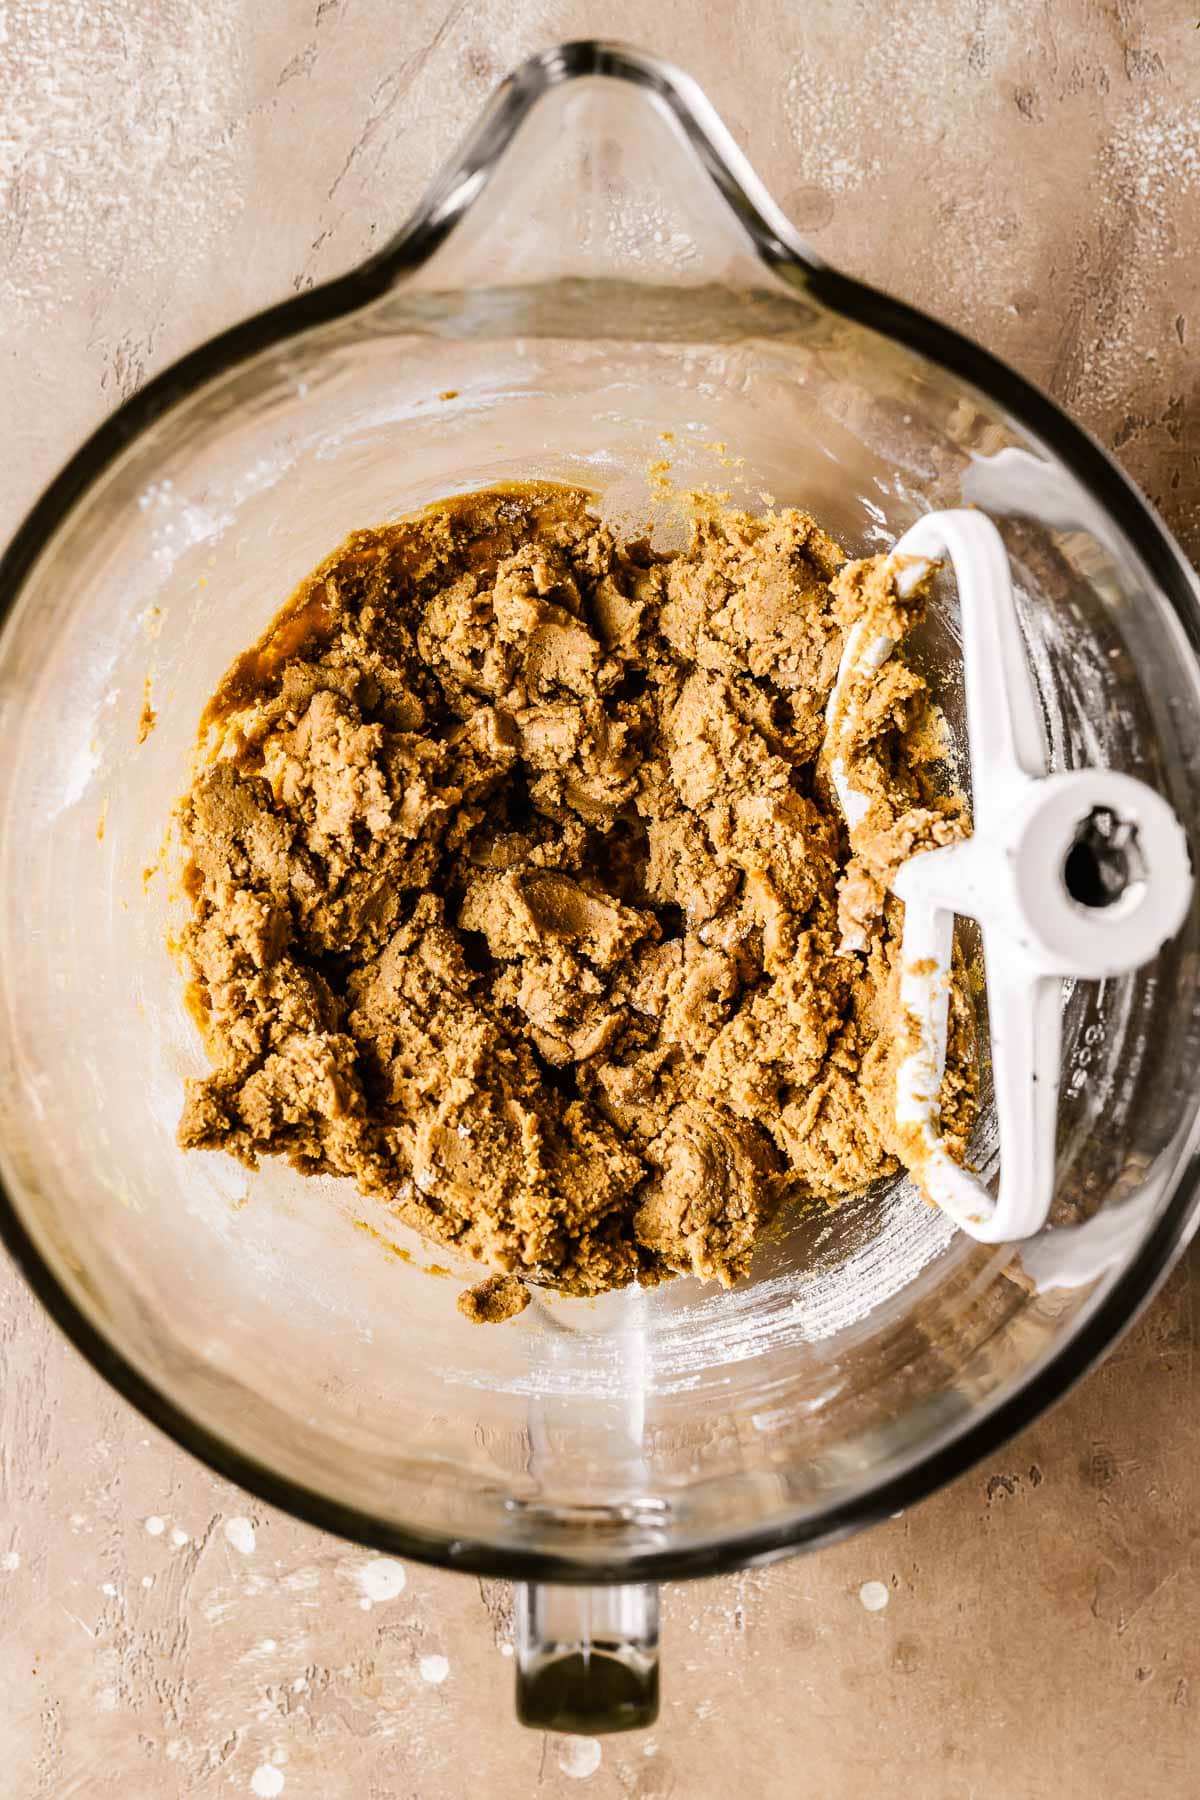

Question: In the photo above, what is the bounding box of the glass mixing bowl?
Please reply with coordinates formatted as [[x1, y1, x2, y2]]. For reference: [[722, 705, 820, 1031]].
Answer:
[[2, 43, 1200, 1731]]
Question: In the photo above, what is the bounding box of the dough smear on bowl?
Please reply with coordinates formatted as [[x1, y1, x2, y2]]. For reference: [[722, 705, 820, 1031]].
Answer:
[[172, 484, 976, 1318]]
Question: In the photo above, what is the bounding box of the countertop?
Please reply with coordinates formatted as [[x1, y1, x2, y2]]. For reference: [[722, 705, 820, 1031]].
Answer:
[[3, 3, 1199, 1795]]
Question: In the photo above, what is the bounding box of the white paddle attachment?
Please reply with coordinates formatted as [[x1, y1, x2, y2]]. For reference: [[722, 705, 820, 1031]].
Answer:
[[827, 510, 1192, 1243]]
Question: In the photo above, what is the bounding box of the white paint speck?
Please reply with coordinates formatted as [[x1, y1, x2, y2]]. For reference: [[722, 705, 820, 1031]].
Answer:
[[0, 1551, 20, 1572], [499, 1641, 514, 1658], [291, 1677, 307, 1693], [171, 1527, 190, 1547], [224, 1517, 256, 1556], [141, 1575, 154, 1589], [419, 1654, 450, 1685], [559, 1737, 602, 1780], [250, 1767, 285, 1798], [101, 1582, 118, 1598], [144, 1515, 165, 1537], [357, 1558, 406, 1603], [859, 1580, 890, 1612]]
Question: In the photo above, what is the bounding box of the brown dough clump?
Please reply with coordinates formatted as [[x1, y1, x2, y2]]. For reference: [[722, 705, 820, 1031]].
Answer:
[[457, 1272, 531, 1325], [173, 484, 976, 1310]]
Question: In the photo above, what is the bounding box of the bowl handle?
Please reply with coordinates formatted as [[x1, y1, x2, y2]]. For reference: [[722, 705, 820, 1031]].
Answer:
[[385, 42, 819, 303], [515, 1579, 659, 1733]]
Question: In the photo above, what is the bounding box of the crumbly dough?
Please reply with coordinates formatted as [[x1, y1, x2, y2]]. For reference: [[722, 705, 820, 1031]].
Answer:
[[457, 1272, 531, 1324], [174, 484, 975, 1315]]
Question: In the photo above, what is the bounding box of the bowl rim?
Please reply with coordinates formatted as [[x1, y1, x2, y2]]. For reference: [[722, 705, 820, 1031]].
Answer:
[[2, 39, 1200, 1583]]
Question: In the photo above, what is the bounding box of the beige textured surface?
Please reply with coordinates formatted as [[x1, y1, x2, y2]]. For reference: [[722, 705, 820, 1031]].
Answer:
[[2, 3, 1199, 1795]]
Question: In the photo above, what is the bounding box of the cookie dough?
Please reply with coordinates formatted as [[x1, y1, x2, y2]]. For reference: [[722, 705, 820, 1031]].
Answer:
[[457, 1272, 532, 1325], [174, 484, 976, 1314]]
